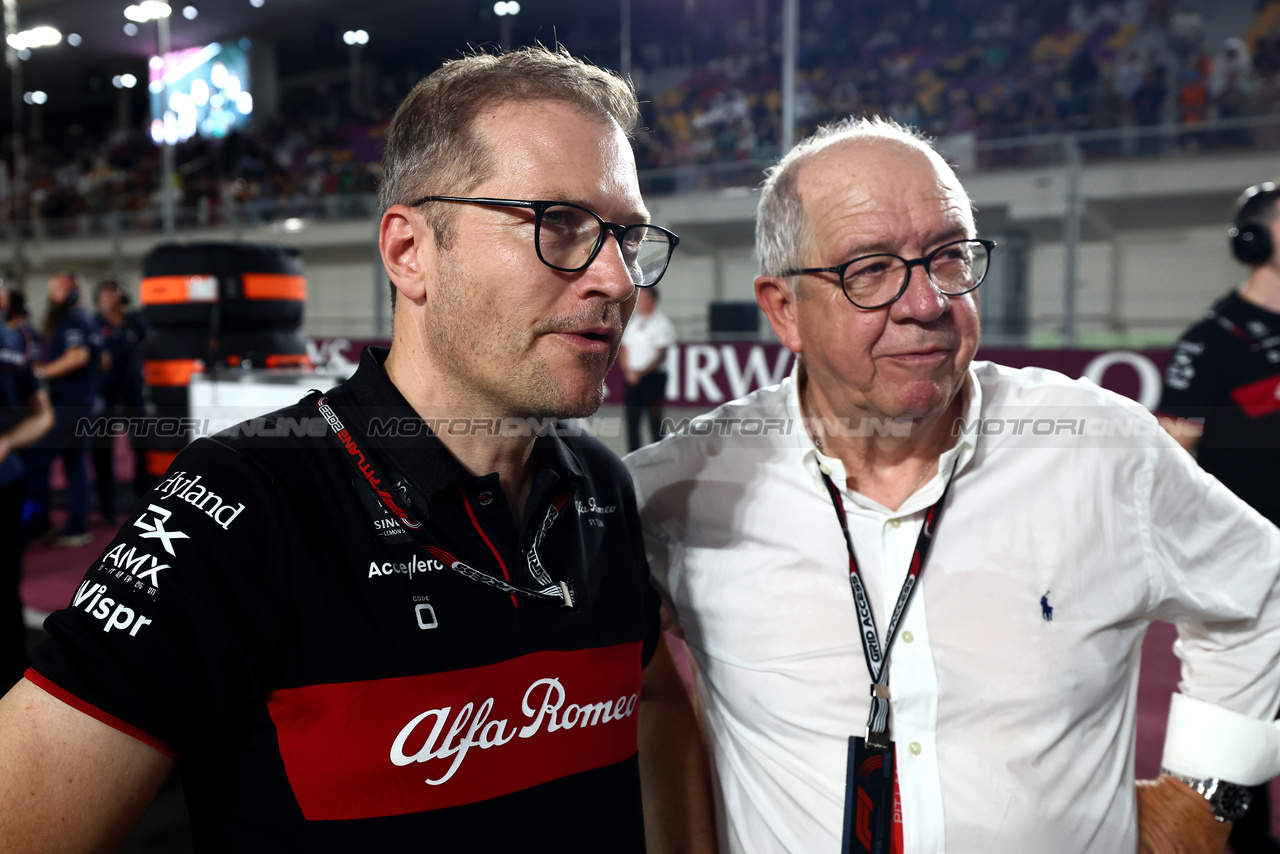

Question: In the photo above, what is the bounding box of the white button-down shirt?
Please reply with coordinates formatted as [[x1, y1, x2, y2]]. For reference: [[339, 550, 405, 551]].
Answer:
[[626, 360, 1280, 854]]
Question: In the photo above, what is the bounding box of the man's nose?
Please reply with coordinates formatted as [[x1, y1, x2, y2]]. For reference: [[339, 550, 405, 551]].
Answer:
[[891, 261, 950, 322], [576, 232, 637, 303]]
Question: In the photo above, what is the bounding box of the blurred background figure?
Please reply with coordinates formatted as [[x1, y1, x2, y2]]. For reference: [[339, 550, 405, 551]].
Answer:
[[24, 273, 101, 548], [620, 286, 676, 452], [1159, 181, 1280, 854], [90, 279, 149, 526], [0, 278, 53, 688], [4, 292, 40, 363]]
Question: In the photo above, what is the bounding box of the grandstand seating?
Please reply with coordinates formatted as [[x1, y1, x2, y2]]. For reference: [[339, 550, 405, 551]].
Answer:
[[7, 0, 1280, 235]]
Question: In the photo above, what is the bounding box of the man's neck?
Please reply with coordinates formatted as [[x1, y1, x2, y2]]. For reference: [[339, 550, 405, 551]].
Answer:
[[803, 370, 966, 511], [1239, 268, 1280, 314], [384, 343, 538, 522]]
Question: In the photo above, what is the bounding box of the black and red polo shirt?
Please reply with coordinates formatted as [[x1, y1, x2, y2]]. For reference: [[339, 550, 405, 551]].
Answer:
[[1159, 291, 1280, 524], [28, 346, 661, 852]]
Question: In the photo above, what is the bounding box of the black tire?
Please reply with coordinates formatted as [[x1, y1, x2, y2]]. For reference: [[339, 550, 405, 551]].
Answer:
[[212, 329, 312, 370], [141, 242, 306, 332], [140, 329, 207, 413], [139, 328, 211, 362]]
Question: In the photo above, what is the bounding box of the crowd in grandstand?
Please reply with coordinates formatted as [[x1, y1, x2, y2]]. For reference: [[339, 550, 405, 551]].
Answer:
[[8, 0, 1280, 229], [633, 0, 1280, 174]]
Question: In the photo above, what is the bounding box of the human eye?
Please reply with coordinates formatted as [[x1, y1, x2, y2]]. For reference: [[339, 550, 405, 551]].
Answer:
[[848, 256, 895, 280]]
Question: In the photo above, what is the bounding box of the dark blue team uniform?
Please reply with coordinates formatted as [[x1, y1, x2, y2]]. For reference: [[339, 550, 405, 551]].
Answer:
[[25, 306, 102, 538], [0, 320, 43, 686]]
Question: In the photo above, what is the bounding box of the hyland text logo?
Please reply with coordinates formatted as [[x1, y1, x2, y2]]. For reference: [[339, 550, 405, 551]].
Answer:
[[133, 505, 189, 556], [156, 471, 247, 530]]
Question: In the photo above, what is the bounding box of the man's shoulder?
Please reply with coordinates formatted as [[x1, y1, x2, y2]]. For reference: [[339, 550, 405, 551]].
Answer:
[[559, 428, 631, 482], [1172, 293, 1250, 347], [190, 396, 336, 483], [972, 360, 1157, 428], [65, 307, 96, 331], [624, 379, 795, 492]]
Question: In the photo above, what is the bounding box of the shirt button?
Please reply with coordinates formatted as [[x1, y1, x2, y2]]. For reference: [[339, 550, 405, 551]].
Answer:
[[909, 742, 922, 756], [819, 464, 831, 475], [889, 519, 901, 529], [901, 631, 914, 643]]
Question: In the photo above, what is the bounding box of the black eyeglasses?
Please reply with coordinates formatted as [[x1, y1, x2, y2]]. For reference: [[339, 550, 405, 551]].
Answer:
[[782, 238, 996, 310], [408, 196, 680, 288]]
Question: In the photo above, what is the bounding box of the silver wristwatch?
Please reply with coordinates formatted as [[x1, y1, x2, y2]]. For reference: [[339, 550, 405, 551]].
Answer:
[[1161, 769, 1251, 823]]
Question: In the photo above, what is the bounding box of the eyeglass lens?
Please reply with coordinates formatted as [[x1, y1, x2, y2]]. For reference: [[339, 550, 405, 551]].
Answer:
[[843, 239, 990, 307], [537, 204, 672, 287]]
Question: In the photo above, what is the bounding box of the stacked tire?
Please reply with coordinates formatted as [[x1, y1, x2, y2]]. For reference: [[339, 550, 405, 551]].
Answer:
[[139, 242, 312, 479]]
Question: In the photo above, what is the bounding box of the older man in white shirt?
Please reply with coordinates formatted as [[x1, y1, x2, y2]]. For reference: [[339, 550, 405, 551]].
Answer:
[[625, 117, 1280, 854]]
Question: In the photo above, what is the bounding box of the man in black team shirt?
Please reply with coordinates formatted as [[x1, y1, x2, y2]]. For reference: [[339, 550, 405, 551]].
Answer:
[[1159, 182, 1280, 854], [0, 47, 713, 853]]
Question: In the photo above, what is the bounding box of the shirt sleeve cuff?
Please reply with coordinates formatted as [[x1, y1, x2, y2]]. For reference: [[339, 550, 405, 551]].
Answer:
[[1161, 693, 1280, 786]]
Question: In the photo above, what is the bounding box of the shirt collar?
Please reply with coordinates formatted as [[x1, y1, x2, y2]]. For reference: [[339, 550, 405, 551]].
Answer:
[[790, 357, 983, 515], [338, 346, 583, 498]]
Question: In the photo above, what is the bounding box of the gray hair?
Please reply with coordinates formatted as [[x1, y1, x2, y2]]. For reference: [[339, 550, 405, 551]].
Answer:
[[755, 116, 969, 278]]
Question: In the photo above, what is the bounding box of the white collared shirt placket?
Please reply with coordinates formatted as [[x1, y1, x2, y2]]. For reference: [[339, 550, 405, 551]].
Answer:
[[810, 445, 957, 854]]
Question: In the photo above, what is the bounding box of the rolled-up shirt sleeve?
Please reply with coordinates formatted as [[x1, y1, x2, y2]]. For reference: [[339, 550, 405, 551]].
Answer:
[[1142, 435, 1280, 783]]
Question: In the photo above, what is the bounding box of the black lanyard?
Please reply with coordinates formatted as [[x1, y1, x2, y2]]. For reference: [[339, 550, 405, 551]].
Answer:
[[820, 456, 959, 749], [311, 391, 577, 609]]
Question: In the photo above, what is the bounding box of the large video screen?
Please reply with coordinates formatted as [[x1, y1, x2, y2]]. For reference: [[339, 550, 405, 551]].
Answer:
[[149, 41, 251, 145]]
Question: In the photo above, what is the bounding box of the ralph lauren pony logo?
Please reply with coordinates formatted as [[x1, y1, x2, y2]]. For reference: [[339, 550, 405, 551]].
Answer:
[[1040, 591, 1054, 622]]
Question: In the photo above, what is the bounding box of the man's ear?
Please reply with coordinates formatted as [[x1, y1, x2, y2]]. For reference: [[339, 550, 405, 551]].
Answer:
[[380, 206, 437, 304], [755, 274, 803, 355]]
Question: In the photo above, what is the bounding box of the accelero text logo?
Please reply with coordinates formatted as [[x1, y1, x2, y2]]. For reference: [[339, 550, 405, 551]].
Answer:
[[266, 642, 642, 819]]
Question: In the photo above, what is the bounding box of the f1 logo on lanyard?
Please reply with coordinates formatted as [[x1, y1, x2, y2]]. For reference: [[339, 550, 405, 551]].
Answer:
[[843, 737, 900, 854], [821, 460, 958, 854]]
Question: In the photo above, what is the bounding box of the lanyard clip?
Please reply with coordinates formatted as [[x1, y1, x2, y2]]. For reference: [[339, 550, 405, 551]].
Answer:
[[871, 683, 891, 699]]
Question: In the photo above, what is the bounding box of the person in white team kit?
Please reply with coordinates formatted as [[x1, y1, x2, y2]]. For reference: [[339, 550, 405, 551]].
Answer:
[[626, 117, 1280, 854]]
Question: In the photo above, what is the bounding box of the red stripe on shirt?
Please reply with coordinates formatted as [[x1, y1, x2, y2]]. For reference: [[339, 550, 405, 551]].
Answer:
[[266, 642, 644, 820], [25, 668, 180, 758], [1230, 373, 1280, 418]]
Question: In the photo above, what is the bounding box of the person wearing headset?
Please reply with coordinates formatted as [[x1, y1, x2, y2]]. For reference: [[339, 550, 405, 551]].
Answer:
[[1158, 182, 1280, 854]]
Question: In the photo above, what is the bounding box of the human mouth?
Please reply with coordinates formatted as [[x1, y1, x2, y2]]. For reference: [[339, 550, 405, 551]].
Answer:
[[881, 346, 952, 363], [552, 325, 617, 355]]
